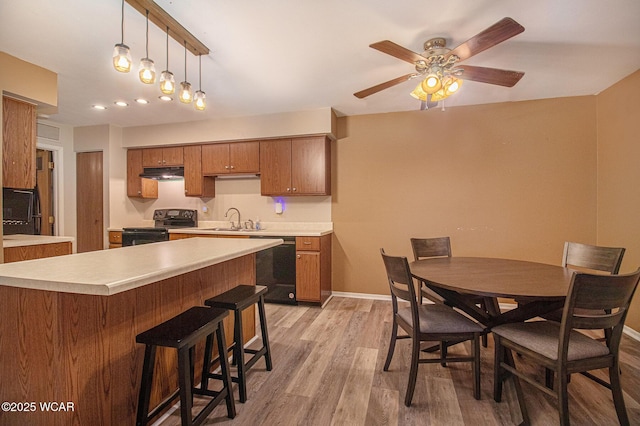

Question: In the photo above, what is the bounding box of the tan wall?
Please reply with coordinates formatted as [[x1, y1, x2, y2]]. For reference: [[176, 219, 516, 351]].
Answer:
[[333, 97, 599, 297], [596, 69, 640, 330]]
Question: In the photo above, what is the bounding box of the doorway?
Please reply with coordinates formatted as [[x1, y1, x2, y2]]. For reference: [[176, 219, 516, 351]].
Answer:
[[36, 149, 54, 235], [76, 151, 104, 252]]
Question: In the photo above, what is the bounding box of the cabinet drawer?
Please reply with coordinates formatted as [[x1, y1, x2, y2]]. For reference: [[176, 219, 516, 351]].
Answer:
[[296, 236, 320, 251], [108, 231, 122, 244]]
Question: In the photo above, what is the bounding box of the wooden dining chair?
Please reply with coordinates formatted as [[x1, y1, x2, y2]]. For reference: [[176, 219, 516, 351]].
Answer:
[[542, 241, 626, 386], [380, 248, 484, 406], [493, 269, 640, 426], [411, 237, 489, 347]]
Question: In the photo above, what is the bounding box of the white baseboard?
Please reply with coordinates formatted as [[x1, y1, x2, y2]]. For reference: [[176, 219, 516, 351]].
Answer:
[[330, 292, 640, 342]]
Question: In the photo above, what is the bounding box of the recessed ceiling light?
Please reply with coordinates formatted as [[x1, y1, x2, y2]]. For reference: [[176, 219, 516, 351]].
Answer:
[[135, 98, 149, 104], [92, 105, 107, 110], [159, 95, 173, 101], [114, 101, 129, 107]]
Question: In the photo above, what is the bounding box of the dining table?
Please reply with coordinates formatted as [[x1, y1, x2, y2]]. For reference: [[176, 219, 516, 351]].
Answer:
[[409, 256, 576, 424], [410, 256, 574, 329]]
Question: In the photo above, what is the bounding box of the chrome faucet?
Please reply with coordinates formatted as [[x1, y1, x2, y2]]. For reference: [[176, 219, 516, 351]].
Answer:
[[224, 207, 241, 229]]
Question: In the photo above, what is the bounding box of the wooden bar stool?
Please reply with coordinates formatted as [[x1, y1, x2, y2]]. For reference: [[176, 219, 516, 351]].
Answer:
[[136, 306, 236, 426], [203, 285, 272, 403]]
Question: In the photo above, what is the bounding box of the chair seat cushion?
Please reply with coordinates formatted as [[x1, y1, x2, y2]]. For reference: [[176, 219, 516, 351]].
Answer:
[[492, 321, 610, 361], [397, 304, 484, 334]]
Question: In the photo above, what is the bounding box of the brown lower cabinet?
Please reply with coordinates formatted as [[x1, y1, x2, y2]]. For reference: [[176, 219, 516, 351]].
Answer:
[[108, 231, 122, 248], [4, 242, 72, 263], [296, 234, 331, 304]]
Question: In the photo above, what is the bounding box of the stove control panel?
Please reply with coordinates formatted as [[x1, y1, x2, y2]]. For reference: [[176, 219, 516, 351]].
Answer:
[[153, 209, 197, 228]]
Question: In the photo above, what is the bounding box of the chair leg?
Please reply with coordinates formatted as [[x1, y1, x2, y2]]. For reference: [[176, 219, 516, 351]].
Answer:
[[136, 344, 157, 426], [440, 341, 447, 367], [556, 368, 570, 426], [493, 336, 504, 402], [216, 323, 236, 419], [201, 334, 214, 391], [177, 347, 194, 426], [383, 318, 398, 371], [257, 296, 273, 371], [405, 334, 420, 407], [234, 310, 247, 403], [610, 360, 630, 426], [472, 334, 480, 400]]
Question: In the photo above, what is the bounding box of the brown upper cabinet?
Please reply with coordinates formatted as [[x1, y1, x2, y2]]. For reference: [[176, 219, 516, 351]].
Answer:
[[3, 96, 36, 189], [127, 149, 158, 198], [142, 147, 183, 167], [260, 136, 331, 196], [202, 141, 259, 175], [184, 145, 215, 197]]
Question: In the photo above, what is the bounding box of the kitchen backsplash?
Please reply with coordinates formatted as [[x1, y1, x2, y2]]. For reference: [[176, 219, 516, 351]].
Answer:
[[114, 178, 331, 228]]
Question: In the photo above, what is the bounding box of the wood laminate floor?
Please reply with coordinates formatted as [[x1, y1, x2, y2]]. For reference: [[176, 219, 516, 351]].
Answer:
[[158, 297, 640, 425]]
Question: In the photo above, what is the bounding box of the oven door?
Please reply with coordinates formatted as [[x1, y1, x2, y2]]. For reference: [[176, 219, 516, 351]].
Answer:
[[122, 227, 169, 246], [251, 236, 297, 304]]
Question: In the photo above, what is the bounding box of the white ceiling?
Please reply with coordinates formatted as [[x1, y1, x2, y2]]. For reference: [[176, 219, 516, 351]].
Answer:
[[1, 0, 639, 128]]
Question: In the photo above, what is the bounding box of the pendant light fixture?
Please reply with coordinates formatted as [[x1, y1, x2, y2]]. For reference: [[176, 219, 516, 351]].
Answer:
[[112, 0, 132, 72], [194, 55, 206, 111], [138, 10, 156, 84], [179, 41, 193, 103], [159, 26, 175, 95]]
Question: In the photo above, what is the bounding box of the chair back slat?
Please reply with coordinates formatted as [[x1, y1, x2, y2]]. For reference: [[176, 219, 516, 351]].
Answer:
[[411, 237, 452, 261], [562, 241, 625, 274]]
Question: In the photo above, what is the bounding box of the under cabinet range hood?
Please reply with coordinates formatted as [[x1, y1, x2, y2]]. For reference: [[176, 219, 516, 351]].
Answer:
[[139, 166, 184, 180]]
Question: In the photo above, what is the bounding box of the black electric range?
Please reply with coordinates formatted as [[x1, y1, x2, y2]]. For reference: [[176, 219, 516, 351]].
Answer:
[[122, 208, 197, 246]]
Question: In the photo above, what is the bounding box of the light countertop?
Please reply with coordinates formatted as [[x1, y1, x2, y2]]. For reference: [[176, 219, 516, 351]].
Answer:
[[2, 234, 75, 248], [0, 237, 282, 296]]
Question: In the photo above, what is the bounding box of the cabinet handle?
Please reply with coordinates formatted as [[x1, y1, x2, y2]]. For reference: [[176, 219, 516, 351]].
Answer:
[[137, 190, 141, 195], [225, 165, 229, 169], [287, 187, 291, 192], [293, 187, 297, 192], [184, 190, 188, 194], [297, 255, 301, 259], [230, 165, 234, 169], [303, 241, 311, 245]]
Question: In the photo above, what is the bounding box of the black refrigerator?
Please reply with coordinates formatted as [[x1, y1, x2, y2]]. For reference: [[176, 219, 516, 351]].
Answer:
[[2, 187, 41, 235]]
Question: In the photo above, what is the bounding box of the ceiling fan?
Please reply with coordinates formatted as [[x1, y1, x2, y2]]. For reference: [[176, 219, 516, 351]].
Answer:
[[354, 17, 525, 109]]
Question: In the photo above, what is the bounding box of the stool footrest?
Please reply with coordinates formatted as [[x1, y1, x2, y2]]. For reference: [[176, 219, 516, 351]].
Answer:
[[145, 389, 180, 422]]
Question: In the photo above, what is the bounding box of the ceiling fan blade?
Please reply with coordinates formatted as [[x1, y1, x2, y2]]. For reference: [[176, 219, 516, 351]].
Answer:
[[457, 65, 524, 87], [354, 73, 417, 99], [444, 17, 524, 62], [369, 41, 425, 65]]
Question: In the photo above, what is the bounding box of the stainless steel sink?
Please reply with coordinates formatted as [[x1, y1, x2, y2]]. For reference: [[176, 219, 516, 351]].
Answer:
[[200, 227, 260, 232]]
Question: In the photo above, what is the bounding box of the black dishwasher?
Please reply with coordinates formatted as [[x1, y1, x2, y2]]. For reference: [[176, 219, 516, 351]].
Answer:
[[251, 236, 296, 304]]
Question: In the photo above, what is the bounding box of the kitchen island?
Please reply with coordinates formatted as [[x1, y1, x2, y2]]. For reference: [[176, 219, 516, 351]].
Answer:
[[2, 234, 74, 263], [0, 237, 282, 426]]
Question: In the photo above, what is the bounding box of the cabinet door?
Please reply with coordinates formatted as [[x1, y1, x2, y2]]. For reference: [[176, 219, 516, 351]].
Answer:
[[2, 97, 36, 189], [291, 136, 330, 195], [296, 251, 321, 302], [184, 145, 215, 197], [142, 148, 164, 167], [161, 147, 184, 166], [260, 139, 292, 195], [127, 149, 158, 198], [229, 141, 260, 173], [202, 144, 230, 175]]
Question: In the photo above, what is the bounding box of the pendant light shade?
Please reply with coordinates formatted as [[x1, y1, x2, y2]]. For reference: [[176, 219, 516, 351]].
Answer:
[[112, 0, 131, 72], [138, 10, 156, 84], [194, 55, 206, 111], [179, 41, 193, 103], [159, 26, 175, 94]]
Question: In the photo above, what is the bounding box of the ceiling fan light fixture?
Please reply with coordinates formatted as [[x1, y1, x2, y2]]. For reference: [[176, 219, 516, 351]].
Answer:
[[410, 83, 429, 101], [443, 77, 463, 95], [421, 73, 442, 94]]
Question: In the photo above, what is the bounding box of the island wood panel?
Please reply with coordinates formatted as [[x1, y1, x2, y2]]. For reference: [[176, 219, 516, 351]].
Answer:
[[3, 241, 72, 263], [0, 253, 256, 426]]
